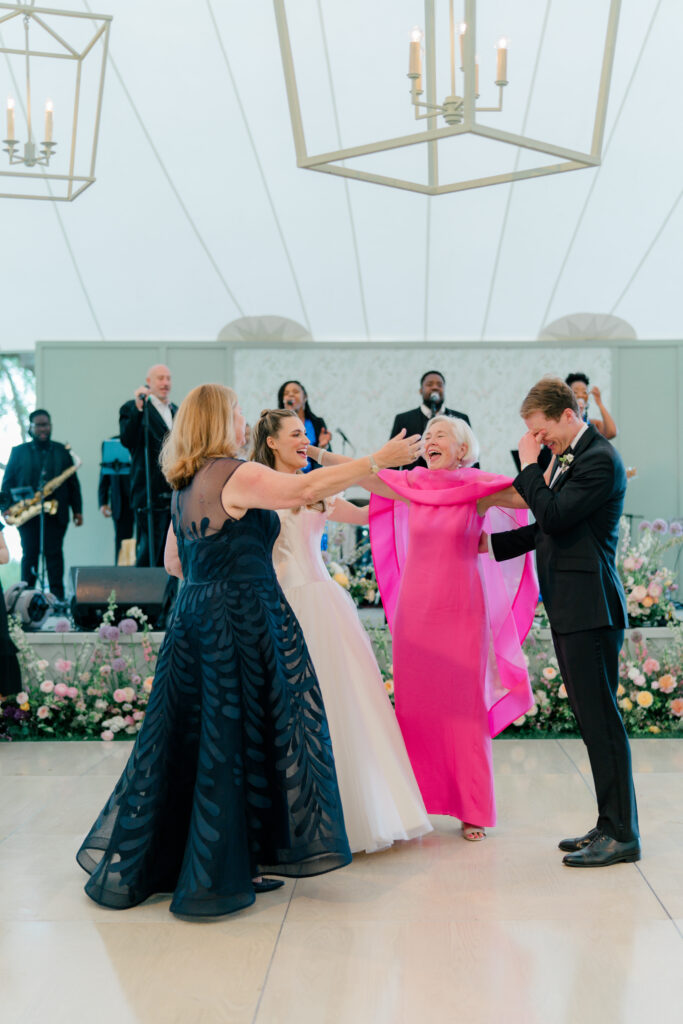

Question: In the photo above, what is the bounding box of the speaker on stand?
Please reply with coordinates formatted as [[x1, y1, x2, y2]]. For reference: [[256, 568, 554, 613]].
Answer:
[[70, 566, 169, 629]]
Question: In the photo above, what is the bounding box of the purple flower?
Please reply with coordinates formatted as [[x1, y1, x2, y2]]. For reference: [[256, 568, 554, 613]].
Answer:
[[111, 657, 127, 672], [14, 709, 28, 720], [670, 521, 683, 537], [119, 618, 138, 635], [638, 521, 651, 532], [630, 629, 643, 644], [3, 706, 14, 718], [98, 624, 120, 641], [54, 618, 71, 633], [652, 519, 668, 534]]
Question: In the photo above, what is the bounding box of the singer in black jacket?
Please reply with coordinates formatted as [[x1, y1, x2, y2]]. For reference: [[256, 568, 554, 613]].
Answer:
[[390, 371, 472, 470], [1, 410, 83, 599], [119, 365, 177, 567], [482, 378, 639, 868]]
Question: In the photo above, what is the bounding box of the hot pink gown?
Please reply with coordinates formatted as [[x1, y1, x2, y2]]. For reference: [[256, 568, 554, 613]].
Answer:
[[369, 468, 538, 826]]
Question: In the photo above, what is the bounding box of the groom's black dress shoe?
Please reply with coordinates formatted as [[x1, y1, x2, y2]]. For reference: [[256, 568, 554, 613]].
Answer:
[[558, 827, 600, 853], [562, 832, 641, 868]]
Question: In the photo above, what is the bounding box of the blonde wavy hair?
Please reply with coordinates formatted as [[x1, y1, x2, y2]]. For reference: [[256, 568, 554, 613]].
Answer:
[[160, 383, 240, 490]]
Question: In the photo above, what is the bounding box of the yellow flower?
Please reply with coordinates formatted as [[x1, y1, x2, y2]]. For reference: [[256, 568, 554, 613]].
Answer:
[[636, 691, 654, 708], [617, 684, 625, 697], [384, 677, 394, 696], [333, 572, 350, 589], [20, 702, 30, 712], [142, 676, 154, 693], [619, 697, 633, 712], [648, 726, 661, 734]]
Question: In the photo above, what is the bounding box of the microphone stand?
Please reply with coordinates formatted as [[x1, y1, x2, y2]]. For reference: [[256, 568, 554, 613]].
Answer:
[[142, 395, 155, 567]]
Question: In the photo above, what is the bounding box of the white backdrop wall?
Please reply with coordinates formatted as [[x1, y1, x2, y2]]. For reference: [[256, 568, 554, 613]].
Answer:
[[35, 340, 682, 581]]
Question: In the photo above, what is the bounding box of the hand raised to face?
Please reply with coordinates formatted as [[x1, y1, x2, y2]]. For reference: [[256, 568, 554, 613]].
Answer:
[[518, 431, 542, 466]]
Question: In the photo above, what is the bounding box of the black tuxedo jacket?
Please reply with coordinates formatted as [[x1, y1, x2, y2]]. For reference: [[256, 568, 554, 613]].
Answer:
[[390, 406, 472, 470], [119, 399, 177, 512], [1, 440, 82, 527], [491, 425, 628, 635]]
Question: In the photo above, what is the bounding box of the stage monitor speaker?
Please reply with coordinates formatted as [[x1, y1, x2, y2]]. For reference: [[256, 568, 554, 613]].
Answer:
[[70, 566, 168, 629]]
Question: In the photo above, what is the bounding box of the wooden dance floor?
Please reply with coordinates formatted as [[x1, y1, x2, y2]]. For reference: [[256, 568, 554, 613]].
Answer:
[[1, 738, 681, 1024]]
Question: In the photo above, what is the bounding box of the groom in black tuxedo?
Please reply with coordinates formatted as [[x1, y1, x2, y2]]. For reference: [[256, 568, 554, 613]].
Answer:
[[482, 377, 639, 867]]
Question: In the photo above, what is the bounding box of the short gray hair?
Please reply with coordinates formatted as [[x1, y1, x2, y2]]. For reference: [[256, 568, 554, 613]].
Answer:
[[424, 415, 480, 467]]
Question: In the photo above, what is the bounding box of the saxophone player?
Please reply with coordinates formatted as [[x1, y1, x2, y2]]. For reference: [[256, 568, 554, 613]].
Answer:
[[1, 410, 83, 600]]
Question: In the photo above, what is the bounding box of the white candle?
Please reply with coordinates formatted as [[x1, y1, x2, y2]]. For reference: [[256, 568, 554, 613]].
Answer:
[[459, 23, 466, 68], [7, 97, 15, 140], [44, 100, 53, 142], [496, 38, 508, 83], [409, 26, 422, 77]]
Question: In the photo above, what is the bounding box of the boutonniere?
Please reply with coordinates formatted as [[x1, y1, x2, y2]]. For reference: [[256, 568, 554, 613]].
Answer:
[[558, 452, 574, 468]]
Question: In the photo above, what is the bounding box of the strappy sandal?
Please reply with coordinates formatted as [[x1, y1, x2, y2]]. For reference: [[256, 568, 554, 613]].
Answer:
[[461, 823, 487, 842]]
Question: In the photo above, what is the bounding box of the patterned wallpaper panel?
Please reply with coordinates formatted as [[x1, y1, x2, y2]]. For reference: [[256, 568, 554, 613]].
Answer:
[[235, 345, 612, 477]]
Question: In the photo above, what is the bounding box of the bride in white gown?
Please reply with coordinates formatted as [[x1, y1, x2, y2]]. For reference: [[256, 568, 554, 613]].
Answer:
[[251, 409, 432, 854]]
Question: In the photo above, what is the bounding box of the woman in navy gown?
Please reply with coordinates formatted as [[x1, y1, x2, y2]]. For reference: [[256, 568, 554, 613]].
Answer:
[[77, 384, 420, 918]]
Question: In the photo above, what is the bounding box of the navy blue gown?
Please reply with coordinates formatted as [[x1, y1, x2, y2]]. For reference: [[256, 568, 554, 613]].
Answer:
[[77, 458, 351, 917]]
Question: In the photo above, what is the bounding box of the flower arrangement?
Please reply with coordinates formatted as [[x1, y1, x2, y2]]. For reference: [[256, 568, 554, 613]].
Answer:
[[618, 518, 681, 626], [326, 558, 380, 608], [510, 624, 683, 736], [0, 594, 158, 742]]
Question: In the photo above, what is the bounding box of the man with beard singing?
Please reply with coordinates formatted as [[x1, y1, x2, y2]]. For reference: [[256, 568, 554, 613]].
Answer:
[[389, 371, 473, 470]]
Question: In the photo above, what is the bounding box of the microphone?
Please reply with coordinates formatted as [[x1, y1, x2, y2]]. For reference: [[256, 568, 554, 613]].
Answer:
[[428, 391, 441, 415], [285, 398, 296, 408]]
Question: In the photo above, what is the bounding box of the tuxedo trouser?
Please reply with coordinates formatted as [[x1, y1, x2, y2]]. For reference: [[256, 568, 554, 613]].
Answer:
[[135, 509, 171, 568], [552, 626, 639, 842], [18, 518, 68, 600]]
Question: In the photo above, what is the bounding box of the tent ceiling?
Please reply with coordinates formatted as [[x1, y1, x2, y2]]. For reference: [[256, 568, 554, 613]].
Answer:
[[0, 0, 680, 350]]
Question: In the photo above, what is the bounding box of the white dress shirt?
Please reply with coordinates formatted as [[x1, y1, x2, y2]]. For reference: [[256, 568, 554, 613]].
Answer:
[[149, 394, 173, 432]]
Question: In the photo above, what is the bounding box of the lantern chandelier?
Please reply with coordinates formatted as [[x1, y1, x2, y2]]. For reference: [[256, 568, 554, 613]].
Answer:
[[274, 0, 622, 196], [0, 1, 112, 200]]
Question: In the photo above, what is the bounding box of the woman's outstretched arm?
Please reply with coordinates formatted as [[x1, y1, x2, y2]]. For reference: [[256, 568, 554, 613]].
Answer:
[[307, 445, 408, 501], [224, 432, 420, 513], [477, 485, 528, 516]]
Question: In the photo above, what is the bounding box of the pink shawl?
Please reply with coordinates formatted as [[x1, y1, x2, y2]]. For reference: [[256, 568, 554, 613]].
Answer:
[[369, 468, 538, 736]]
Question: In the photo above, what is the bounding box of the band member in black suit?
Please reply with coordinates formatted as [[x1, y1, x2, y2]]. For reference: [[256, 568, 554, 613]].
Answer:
[[480, 377, 639, 867], [390, 371, 473, 469], [1, 409, 83, 599], [0, 523, 22, 694], [119, 365, 177, 567], [98, 446, 134, 564]]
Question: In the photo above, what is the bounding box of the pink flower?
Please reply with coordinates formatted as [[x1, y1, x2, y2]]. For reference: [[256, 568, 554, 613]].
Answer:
[[652, 519, 668, 534], [101, 730, 115, 742], [40, 679, 54, 693], [658, 675, 676, 694], [66, 687, 78, 699], [55, 658, 73, 674], [133, 711, 144, 721], [113, 689, 126, 703], [123, 714, 135, 726], [99, 665, 112, 676], [131, 674, 141, 686], [643, 658, 660, 675], [670, 698, 683, 718], [37, 706, 50, 719], [54, 682, 69, 697], [647, 582, 663, 599], [622, 556, 637, 571], [631, 585, 648, 602], [54, 618, 70, 633]]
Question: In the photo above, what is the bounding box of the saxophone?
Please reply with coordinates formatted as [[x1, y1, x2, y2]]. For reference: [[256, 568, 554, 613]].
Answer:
[[4, 450, 82, 527]]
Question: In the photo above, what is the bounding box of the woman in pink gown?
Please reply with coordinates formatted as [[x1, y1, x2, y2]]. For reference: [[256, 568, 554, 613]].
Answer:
[[368, 416, 538, 840]]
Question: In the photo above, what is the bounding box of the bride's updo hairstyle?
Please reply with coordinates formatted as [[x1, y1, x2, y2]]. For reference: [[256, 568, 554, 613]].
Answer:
[[251, 408, 299, 469], [426, 415, 480, 467], [161, 383, 240, 490]]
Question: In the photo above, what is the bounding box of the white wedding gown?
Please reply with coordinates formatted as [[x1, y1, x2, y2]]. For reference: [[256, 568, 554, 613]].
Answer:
[[273, 504, 432, 854]]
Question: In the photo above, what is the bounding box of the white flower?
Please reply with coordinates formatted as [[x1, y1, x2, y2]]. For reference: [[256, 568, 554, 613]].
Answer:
[[15, 692, 29, 705], [627, 666, 640, 681], [95, 699, 108, 711], [526, 704, 539, 717], [37, 659, 50, 670]]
